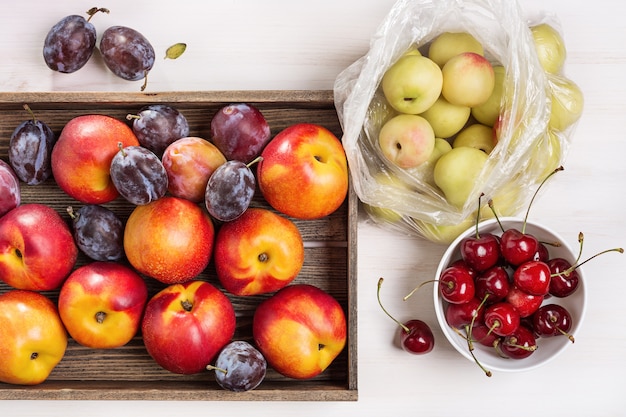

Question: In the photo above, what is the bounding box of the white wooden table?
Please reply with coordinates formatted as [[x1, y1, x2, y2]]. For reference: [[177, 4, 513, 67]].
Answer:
[[1, 0, 624, 415]]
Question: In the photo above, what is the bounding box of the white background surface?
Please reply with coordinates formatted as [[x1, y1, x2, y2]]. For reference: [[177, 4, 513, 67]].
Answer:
[[1, 0, 625, 416]]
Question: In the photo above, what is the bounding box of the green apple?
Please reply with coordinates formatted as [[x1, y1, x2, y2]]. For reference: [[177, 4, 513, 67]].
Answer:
[[471, 65, 506, 127], [442, 52, 495, 107], [428, 32, 484, 67], [381, 55, 443, 114], [548, 75, 584, 131], [433, 146, 488, 208], [530, 23, 567, 74], [419, 95, 470, 138], [378, 114, 435, 169], [452, 123, 496, 154]]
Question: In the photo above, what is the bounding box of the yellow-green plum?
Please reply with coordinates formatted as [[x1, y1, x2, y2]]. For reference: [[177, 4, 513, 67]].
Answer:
[[442, 52, 495, 108], [471, 65, 506, 127], [419, 95, 470, 139], [453, 123, 496, 154], [530, 23, 567, 74], [428, 32, 484, 67], [433, 146, 489, 208], [548, 75, 584, 132], [382, 55, 443, 114], [378, 114, 435, 169]]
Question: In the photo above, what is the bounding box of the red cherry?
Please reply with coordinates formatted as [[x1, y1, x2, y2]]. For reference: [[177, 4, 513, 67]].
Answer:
[[448, 259, 477, 280], [500, 228, 539, 267], [483, 302, 520, 336], [400, 319, 435, 355], [444, 297, 485, 329], [439, 265, 475, 304], [532, 303, 575, 342], [467, 323, 499, 348], [499, 325, 537, 359], [547, 257, 580, 298], [533, 242, 550, 262], [474, 265, 510, 304], [377, 278, 435, 355], [460, 232, 501, 272], [505, 285, 544, 318], [513, 260, 551, 296]]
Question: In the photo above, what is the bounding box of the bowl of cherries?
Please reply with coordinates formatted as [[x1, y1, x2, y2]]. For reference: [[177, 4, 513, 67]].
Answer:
[[431, 168, 624, 375], [434, 212, 592, 375]]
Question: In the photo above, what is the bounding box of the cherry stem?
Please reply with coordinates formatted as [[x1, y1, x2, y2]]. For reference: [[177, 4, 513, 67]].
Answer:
[[504, 339, 537, 352], [488, 199, 505, 233], [555, 246, 624, 277], [473, 193, 484, 239], [522, 166, 564, 234], [558, 327, 576, 343], [464, 325, 492, 377], [377, 278, 410, 333], [403, 279, 437, 301]]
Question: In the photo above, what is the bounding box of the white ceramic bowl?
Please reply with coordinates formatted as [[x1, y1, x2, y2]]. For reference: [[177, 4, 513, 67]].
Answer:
[[433, 217, 587, 373]]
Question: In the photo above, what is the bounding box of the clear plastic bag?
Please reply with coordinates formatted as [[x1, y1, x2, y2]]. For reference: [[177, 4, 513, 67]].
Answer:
[[334, 0, 579, 243]]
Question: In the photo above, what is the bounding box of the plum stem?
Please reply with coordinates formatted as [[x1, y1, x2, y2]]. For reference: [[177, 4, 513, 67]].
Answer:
[[86, 7, 110, 22], [22, 104, 37, 123], [206, 364, 228, 375], [246, 156, 263, 168]]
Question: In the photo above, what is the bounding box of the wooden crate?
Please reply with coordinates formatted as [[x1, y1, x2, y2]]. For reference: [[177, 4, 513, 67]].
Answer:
[[0, 91, 357, 401]]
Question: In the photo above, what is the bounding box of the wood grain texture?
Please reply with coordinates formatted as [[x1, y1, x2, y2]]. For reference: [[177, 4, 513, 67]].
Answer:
[[0, 91, 357, 401]]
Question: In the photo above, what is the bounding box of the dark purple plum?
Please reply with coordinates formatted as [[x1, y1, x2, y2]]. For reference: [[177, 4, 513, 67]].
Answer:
[[128, 104, 190, 156], [0, 160, 20, 217], [205, 159, 256, 222], [110, 144, 168, 205], [43, 8, 108, 73], [99, 26, 155, 89], [210, 103, 271, 163], [211, 341, 266, 392], [8, 105, 55, 185], [67, 205, 124, 262]]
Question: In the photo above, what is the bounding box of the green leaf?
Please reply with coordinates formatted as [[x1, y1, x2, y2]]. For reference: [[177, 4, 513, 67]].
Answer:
[[165, 43, 187, 60]]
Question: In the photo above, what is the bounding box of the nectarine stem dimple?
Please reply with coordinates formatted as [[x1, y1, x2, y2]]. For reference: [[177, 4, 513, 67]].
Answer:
[[30, 352, 38, 360], [95, 311, 106, 324], [181, 300, 193, 312], [258, 253, 268, 263]]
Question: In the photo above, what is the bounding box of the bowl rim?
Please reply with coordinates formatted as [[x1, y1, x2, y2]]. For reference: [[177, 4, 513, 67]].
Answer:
[[432, 216, 587, 373]]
